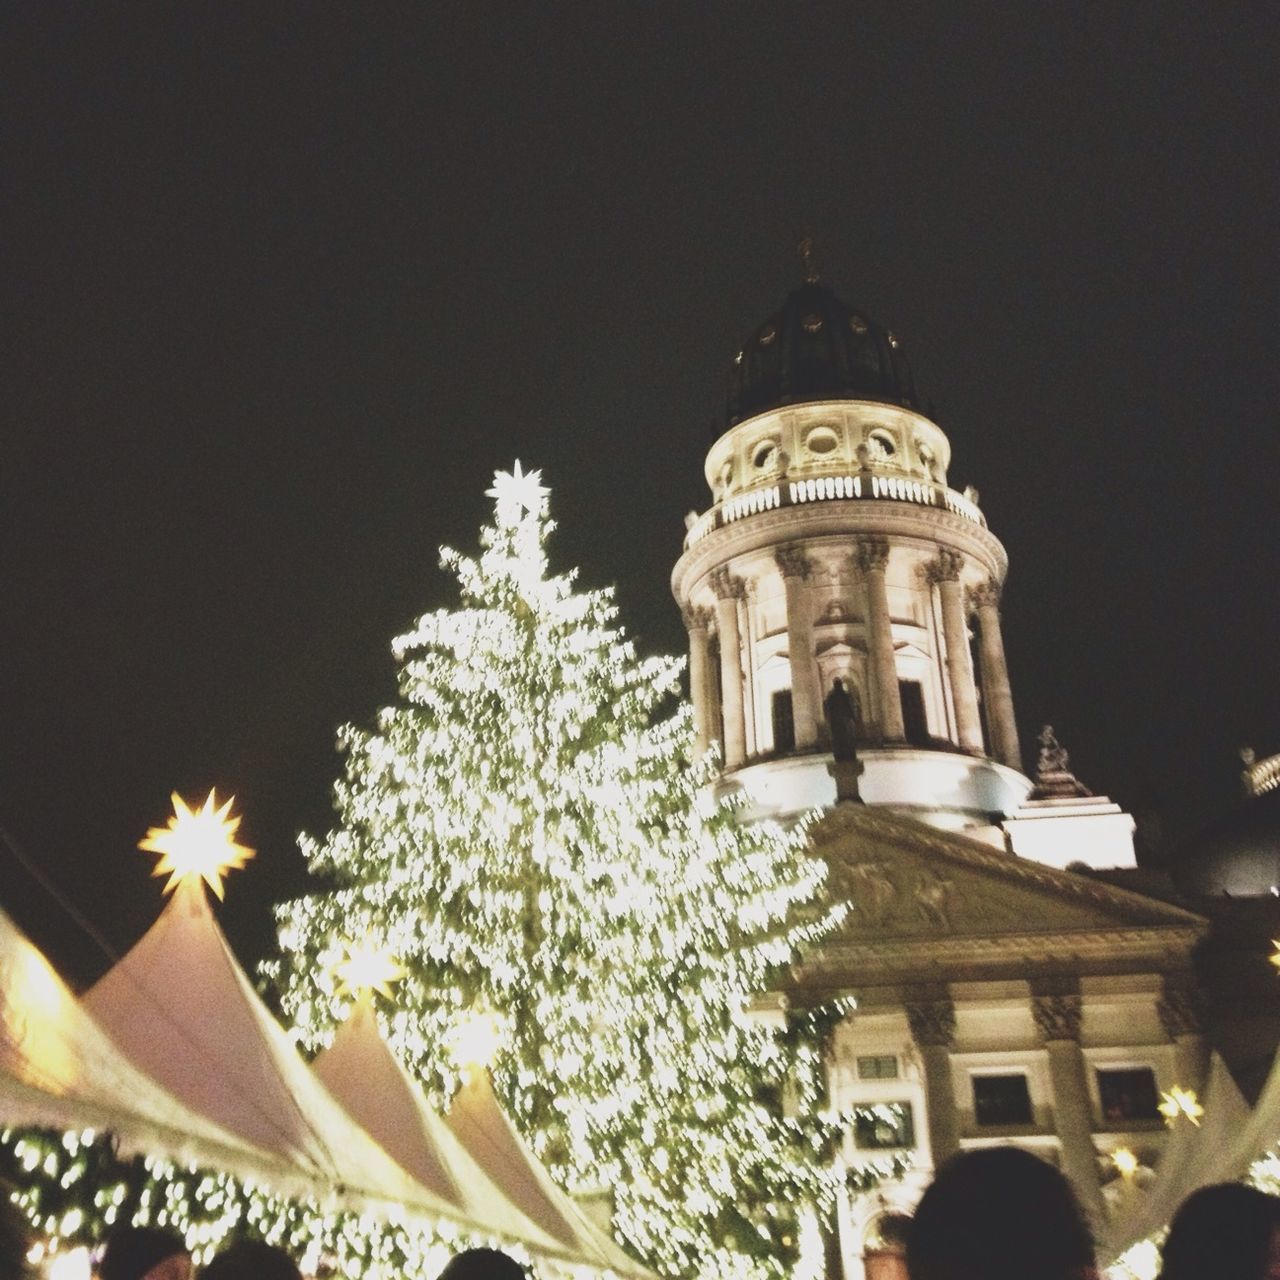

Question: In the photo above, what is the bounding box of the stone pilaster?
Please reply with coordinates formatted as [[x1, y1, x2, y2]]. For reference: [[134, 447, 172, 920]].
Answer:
[[1158, 982, 1209, 1093], [970, 579, 1023, 771], [710, 568, 748, 769], [906, 996, 960, 1164], [1032, 991, 1106, 1225], [776, 545, 821, 751], [927, 549, 984, 753], [855, 537, 905, 742], [681, 604, 715, 758]]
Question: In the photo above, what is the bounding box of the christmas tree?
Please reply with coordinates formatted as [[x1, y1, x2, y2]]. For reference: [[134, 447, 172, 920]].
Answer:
[[266, 464, 848, 1278]]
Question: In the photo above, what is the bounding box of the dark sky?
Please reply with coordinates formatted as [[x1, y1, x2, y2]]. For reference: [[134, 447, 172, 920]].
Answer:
[[2, 3, 1276, 987]]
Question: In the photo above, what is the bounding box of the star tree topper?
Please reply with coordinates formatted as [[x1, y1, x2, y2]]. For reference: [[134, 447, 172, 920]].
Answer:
[[486, 460, 550, 528], [139, 790, 255, 900]]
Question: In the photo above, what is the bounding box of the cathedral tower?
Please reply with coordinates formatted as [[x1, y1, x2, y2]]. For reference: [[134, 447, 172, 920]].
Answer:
[[672, 274, 1030, 829]]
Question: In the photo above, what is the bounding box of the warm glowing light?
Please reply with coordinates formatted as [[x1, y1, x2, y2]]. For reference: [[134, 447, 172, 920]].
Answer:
[[1270, 940, 1280, 971], [485, 460, 549, 526], [449, 1007, 505, 1074], [334, 940, 406, 1000], [1111, 1147, 1139, 1178], [47, 1247, 93, 1280], [139, 790, 255, 899], [1158, 1086, 1204, 1127]]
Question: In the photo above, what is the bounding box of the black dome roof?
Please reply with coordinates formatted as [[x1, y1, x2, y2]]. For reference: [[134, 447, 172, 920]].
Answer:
[[725, 281, 919, 429], [1175, 785, 1280, 897]]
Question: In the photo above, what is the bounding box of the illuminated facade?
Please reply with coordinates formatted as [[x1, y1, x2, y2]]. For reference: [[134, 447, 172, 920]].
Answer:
[[673, 276, 1029, 833], [673, 272, 1210, 1279]]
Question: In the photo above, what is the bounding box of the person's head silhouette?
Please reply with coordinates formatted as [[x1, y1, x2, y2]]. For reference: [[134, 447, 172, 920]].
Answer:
[[1159, 1182, 1280, 1280], [435, 1247, 528, 1280], [906, 1147, 1097, 1280]]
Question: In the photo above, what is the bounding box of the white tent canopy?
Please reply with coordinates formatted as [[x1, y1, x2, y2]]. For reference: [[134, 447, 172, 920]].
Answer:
[[1103, 1052, 1251, 1263], [312, 995, 567, 1254], [80, 878, 469, 1220], [0, 901, 270, 1176], [446, 1068, 648, 1277]]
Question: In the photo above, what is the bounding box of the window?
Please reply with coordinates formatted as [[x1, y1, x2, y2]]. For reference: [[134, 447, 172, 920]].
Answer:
[[899, 679, 929, 745], [854, 1102, 915, 1150], [1097, 1067, 1161, 1122], [973, 1074, 1033, 1126], [771, 688, 795, 753], [857, 1054, 899, 1081]]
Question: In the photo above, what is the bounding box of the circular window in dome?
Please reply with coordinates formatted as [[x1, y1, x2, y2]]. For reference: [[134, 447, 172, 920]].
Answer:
[[752, 440, 779, 470], [850, 316, 869, 335], [805, 426, 839, 456], [759, 326, 778, 346], [802, 313, 824, 334], [868, 429, 897, 460]]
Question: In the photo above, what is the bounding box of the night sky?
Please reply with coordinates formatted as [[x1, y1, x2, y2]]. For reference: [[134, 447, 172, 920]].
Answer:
[[2, 4, 1276, 988]]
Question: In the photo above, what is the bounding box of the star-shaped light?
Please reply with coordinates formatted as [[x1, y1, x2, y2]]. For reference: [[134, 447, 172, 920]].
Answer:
[[334, 940, 406, 1000], [1158, 1085, 1204, 1127], [139, 790, 255, 900], [486, 460, 550, 527], [1111, 1147, 1139, 1179], [448, 1006, 505, 1077], [1270, 939, 1280, 971]]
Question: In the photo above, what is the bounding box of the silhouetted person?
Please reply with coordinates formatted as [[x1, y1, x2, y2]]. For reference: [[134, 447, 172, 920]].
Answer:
[[1159, 1182, 1280, 1280], [201, 1239, 301, 1279], [98, 1225, 191, 1280], [906, 1147, 1097, 1280], [0, 1192, 32, 1280], [436, 1247, 528, 1280]]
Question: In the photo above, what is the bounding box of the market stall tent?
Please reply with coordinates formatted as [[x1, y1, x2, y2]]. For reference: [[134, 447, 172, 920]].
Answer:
[[312, 995, 596, 1262], [446, 1066, 648, 1277], [0, 901, 271, 1177], [80, 877, 471, 1220]]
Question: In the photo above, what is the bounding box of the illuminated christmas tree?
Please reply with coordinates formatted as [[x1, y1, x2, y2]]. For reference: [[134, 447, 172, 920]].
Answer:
[[267, 464, 848, 1278]]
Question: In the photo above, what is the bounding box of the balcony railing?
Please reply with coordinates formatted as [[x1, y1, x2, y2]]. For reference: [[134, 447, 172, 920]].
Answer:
[[684, 471, 986, 549]]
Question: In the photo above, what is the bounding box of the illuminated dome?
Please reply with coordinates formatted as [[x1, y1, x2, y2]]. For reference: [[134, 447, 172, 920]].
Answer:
[[725, 280, 919, 428], [1175, 749, 1280, 896]]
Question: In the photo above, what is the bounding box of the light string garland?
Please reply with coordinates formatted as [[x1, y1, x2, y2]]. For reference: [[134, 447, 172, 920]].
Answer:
[[0, 1126, 518, 1279], [264, 463, 874, 1278]]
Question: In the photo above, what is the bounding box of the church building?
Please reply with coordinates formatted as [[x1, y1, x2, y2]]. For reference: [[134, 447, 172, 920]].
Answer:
[[671, 263, 1212, 1279]]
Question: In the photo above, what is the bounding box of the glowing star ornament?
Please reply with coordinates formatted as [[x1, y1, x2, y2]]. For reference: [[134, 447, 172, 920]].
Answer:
[[485, 460, 550, 527], [1270, 939, 1280, 971], [139, 790, 255, 900], [334, 940, 406, 1001], [1111, 1147, 1140, 1179], [448, 1007, 505, 1078], [1158, 1085, 1205, 1127]]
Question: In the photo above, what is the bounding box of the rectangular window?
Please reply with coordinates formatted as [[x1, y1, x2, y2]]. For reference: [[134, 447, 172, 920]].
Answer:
[[771, 688, 795, 753], [853, 1101, 915, 1150], [1097, 1067, 1161, 1122], [973, 1073, 1033, 1126], [899, 679, 929, 745], [857, 1054, 899, 1081]]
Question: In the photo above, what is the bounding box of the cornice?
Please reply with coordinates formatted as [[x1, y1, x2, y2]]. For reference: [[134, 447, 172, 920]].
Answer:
[[672, 500, 1008, 603]]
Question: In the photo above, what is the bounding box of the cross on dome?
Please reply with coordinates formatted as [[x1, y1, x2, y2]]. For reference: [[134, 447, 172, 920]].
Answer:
[[486, 460, 550, 527]]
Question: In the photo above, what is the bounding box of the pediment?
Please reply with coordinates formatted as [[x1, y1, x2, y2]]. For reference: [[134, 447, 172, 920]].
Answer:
[[794, 804, 1207, 987]]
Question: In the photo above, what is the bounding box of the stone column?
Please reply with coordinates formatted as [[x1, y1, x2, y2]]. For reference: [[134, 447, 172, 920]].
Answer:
[[856, 537, 905, 742], [927, 549, 984, 753], [906, 997, 960, 1165], [970, 580, 1023, 771], [776, 545, 821, 751], [682, 604, 714, 758], [710, 567, 748, 770], [1159, 982, 1209, 1093], [1032, 993, 1107, 1225]]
